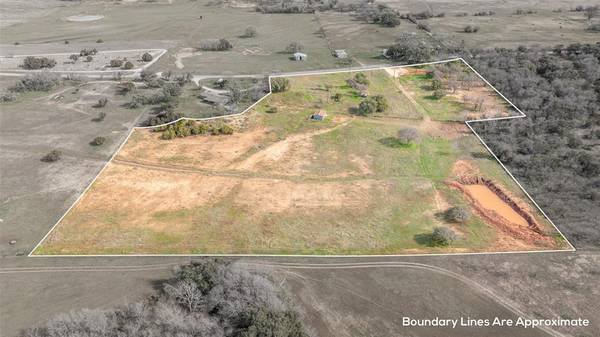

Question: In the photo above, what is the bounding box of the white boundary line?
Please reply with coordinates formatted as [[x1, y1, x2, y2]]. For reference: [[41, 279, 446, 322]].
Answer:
[[28, 57, 576, 257]]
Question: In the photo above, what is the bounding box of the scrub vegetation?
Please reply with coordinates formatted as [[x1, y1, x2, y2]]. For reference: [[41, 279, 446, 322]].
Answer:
[[469, 43, 600, 248], [22, 260, 307, 337]]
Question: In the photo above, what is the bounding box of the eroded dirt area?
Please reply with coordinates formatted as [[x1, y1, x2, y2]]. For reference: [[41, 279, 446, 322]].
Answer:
[[449, 160, 557, 248]]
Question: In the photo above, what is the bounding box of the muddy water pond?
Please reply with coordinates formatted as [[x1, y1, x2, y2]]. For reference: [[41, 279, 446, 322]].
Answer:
[[463, 184, 528, 227]]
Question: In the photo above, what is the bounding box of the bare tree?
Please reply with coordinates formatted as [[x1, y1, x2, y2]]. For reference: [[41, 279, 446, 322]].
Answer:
[[396, 127, 419, 144], [164, 279, 204, 312]]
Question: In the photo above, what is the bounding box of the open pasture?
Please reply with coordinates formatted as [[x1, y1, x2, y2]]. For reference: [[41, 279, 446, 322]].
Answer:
[[33, 61, 568, 255]]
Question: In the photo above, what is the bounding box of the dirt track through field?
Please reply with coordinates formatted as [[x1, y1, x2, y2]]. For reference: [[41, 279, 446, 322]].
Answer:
[[0, 261, 563, 336], [232, 118, 354, 170], [111, 158, 394, 182]]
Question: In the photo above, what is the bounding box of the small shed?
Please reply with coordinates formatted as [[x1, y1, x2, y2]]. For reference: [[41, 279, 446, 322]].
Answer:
[[310, 110, 327, 121], [334, 49, 348, 59], [293, 52, 307, 61]]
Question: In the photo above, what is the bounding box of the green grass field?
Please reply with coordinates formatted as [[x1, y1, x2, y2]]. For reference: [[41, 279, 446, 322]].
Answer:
[[34, 63, 566, 255]]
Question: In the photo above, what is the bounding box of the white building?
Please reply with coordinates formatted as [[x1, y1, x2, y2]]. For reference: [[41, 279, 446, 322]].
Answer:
[[293, 52, 307, 61], [334, 49, 348, 58]]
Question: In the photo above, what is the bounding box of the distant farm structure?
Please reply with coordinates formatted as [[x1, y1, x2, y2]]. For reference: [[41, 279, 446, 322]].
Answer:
[[293, 52, 307, 61], [310, 110, 327, 121]]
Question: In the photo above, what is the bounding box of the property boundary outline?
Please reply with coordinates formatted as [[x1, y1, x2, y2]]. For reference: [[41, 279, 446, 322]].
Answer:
[[28, 57, 577, 257]]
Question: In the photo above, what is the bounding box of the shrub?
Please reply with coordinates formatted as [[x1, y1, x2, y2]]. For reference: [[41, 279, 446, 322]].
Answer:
[[0, 93, 16, 103], [21, 56, 56, 70], [430, 78, 443, 90], [332, 92, 343, 102], [162, 83, 183, 97], [373, 95, 388, 112], [243, 26, 257, 38], [356, 95, 387, 115], [432, 89, 445, 99], [122, 61, 134, 70], [92, 111, 106, 122], [95, 97, 108, 108], [110, 59, 123, 68], [215, 124, 233, 135], [130, 93, 170, 106], [86, 55, 93, 62], [124, 100, 140, 109], [236, 308, 307, 337], [191, 123, 210, 135], [358, 98, 377, 115], [354, 72, 369, 85], [141, 52, 153, 62], [430, 226, 457, 246], [80, 48, 98, 56], [473, 10, 495, 16], [445, 206, 471, 223], [416, 22, 431, 32], [379, 11, 401, 27], [271, 77, 290, 93], [96, 38, 104, 43], [285, 42, 303, 54], [90, 136, 106, 146], [396, 127, 419, 144], [140, 69, 158, 81], [215, 78, 227, 89], [199, 38, 233, 51], [10, 73, 59, 92], [69, 54, 79, 62], [463, 25, 479, 33], [118, 81, 136, 95], [41, 150, 62, 162], [587, 24, 600, 32], [145, 110, 182, 126], [162, 120, 234, 139]]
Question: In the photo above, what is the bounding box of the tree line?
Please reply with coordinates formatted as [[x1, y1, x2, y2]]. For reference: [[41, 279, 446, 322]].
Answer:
[[22, 260, 308, 337]]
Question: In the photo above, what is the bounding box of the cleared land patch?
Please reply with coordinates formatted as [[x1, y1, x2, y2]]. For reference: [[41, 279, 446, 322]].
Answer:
[[34, 61, 568, 255]]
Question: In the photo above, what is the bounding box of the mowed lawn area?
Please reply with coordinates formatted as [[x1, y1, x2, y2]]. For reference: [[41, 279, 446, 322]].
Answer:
[[34, 63, 566, 255]]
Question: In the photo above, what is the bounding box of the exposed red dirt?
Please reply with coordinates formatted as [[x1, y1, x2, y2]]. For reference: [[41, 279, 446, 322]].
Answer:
[[449, 161, 555, 247]]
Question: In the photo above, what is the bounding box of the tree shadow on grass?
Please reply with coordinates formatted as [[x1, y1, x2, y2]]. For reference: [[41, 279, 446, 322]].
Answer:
[[378, 137, 415, 149], [423, 94, 443, 100], [414, 233, 434, 247], [471, 151, 494, 160]]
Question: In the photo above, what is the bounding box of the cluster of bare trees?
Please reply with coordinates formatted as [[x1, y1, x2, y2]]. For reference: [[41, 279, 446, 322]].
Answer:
[[10, 73, 60, 92], [22, 260, 308, 337], [469, 43, 600, 248], [256, 0, 337, 14], [21, 56, 56, 70], [199, 39, 233, 51]]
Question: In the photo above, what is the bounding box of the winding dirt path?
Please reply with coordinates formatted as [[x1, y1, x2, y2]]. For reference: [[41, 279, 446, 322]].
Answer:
[[0, 261, 561, 337]]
